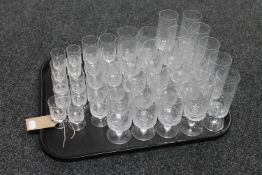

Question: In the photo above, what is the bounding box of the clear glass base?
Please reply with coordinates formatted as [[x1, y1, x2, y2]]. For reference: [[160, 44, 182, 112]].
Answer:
[[131, 125, 155, 141], [203, 114, 224, 132], [91, 116, 107, 128], [106, 128, 132, 144], [179, 117, 203, 136], [155, 122, 179, 138], [54, 122, 68, 129], [70, 120, 87, 131]]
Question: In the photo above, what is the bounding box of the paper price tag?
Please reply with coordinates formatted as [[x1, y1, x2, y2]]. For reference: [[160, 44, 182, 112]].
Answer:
[[25, 115, 57, 131]]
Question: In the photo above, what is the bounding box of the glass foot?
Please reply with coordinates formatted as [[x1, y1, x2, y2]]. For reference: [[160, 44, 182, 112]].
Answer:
[[91, 116, 107, 128], [179, 117, 203, 136], [54, 122, 68, 129], [203, 114, 224, 132], [131, 125, 155, 141], [106, 129, 131, 144], [70, 120, 86, 131], [155, 121, 179, 138]]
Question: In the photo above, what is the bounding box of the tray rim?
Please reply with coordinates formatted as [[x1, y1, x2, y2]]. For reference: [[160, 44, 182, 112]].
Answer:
[[39, 59, 232, 161]]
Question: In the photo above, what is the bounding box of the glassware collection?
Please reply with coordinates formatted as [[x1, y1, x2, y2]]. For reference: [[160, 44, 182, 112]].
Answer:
[[48, 9, 240, 145]]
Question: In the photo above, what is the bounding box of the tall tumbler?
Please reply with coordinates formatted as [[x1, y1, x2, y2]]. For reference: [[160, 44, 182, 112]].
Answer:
[[203, 68, 240, 132], [156, 9, 178, 51]]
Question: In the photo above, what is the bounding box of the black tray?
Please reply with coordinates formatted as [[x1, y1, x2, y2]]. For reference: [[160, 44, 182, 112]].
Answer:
[[39, 59, 231, 161]]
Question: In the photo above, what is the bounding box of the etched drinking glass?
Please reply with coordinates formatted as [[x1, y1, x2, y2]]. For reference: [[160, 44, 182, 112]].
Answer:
[[131, 86, 157, 141], [90, 98, 108, 127], [181, 10, 202, 35], [117, 26, 138, 50], [99, 33, 117, 63], [204, 68, 240, 132], [156, 9, 179, 51], [50, 47, 67, 71], [107, 93, 132, 144], [119, 39, 141, 78], [68, 104, 86, 131], [66, 44, 82, 77], [142, 39, 164, 75], [48, 96, 67, 128], [156, 96, 183, 138], [180, 73, 215, 136]]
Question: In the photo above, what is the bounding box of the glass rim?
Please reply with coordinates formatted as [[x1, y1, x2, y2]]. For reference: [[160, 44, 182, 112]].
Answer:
[[99, 33, 117, 43], [82, 35, 99, 46], [217, 68, 241, 84], [199, 36, 221, 50], [66, 44, 81, 53], [117, 26, 138, 36], [190, 22, 211, 35], [50, 47, 65, 58], [142, 38, 156, 48], [182, 9, 202, 20], [138, 25, 157, 34], [159, 9, 179, 21], [210, 51, 232, 66]]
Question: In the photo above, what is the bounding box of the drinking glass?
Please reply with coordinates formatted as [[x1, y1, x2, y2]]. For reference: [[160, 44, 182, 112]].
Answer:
[[50, 47, 67, 71], [107, 93, 132, 144], [123, 71, 146, 93], [69, 71, 86, 94], [103, 59, 123, 87], [131, 86, 157, 141], [119, 39, 141, 78], [90, 98, 108, 127], [82, 35, 99, 64], [204, 68, 240, 131], [68, 105, 86, 131], [87, 83, 107, 103], [180, 73, 215, 136], [147, 66, 170, 98], [54, 91, 71, 110], [117, 26, 138, 49], [181, 10, 202, 34], [156, 9, 178, 51], [51, 75, 69, 96], [206, 51, 232, 86], [188, 22, 211, 53], [84, 58, 102, 76], [195, 36, 221, 70], [99, 33, 117, 63], [66, 44, 82, 66], [137, 26, 157, 47], [50, 60, 67, 82], [108, 83, 126, 101], [156, 97, 183, 138], [71, 89, 87, 108], [48, 96, 67, 124], [132, 103, 157, 141], [142, 39, 164, 74], [85, 69, 104, 90], [66, 45, 82, 78]]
